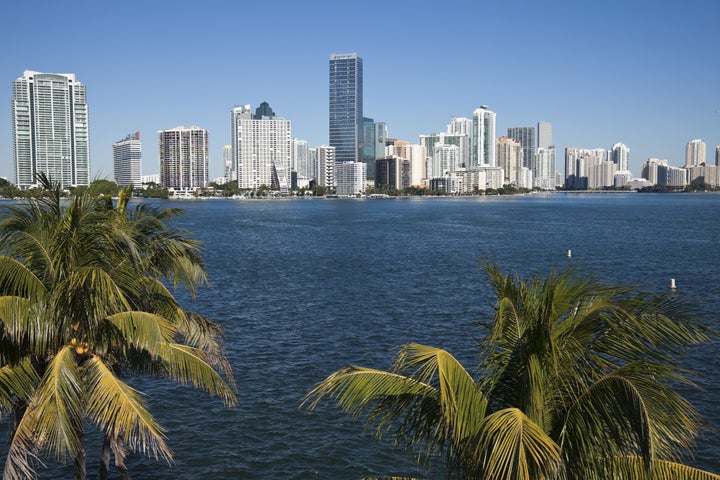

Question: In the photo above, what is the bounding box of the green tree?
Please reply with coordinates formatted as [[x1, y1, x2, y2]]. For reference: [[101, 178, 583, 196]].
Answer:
[[0, 175, 236, 480], [304, 262, 720, 480]]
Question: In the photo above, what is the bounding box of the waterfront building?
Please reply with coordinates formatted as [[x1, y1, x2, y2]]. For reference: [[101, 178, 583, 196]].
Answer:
[[141, 173, 160, 186], [420, 132, 469, 175], [447, 117, 472, 166], [716, 146, 720, 166], [685, 139, 706, 168], [456, 166, 504, 192], [329, 53, 363, 163], [375, 156, 410, 190], [642, 158, 668, 185], [292, 139, 310, 178], [407, 144, 427, 187], [611, 142, 630, 172], [433, 144, 461, 178], [12, 70, 90, 189], [336, 162, 366, 195], [112, 132, 142, 187], [507, 126, 536, 170], [158, 126, 209, 191], [537, 121, 553, 149], [314, 145, 336, 188], [362, 117, 387, 177], [223, 145, 234, 181], [535, 147, 556, 190], [564, 147, 608, 189], [657, 164, 687, 187], [496, 136, 524, 187], [471, 106, 496, 167], [231, 104, 291, 192], [687, 164, 720, 187]]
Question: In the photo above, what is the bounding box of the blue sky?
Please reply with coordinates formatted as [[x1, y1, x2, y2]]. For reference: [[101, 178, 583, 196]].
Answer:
[[1, 0, 719, 180]]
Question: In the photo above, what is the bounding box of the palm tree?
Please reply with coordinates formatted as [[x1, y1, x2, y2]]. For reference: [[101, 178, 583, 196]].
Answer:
[[304, 261, 720, 479], [0, 175, 236, 480]]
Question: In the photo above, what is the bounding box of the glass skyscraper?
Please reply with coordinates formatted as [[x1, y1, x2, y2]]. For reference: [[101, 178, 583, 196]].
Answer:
[[12, 70, 90, 189], [329, 53, 363, 163]]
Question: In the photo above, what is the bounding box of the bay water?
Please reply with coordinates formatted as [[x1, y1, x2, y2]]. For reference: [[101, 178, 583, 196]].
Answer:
[[3, 193, 720, 478]]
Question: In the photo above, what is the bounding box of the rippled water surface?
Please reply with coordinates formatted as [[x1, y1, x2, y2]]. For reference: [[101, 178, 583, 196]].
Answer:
[[3, 193, 720, 478]]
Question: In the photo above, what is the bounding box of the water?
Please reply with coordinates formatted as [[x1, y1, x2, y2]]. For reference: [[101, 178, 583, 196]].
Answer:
[[2, 193, 720, 478]]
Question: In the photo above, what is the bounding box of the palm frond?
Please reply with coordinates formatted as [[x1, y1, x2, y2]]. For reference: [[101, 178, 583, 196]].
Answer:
[[82, 354, 171, 461]]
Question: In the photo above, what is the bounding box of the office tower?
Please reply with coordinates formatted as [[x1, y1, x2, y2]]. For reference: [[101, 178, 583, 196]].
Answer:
[[113, 132, 142, 187], [507, 126, 536, 169], [12, 70, 90, 189], [496, 136, 523, 186], [158, 126, 209, 190], [537, 121, 553, 149], [716, 146, 720, 166], [231, 104, 291, 192], [329, 53, 363, 163], [314, 145, 336, 188], [611, 142, 630, 172], [685, 139, 706, 167], [472, 106, 496, 167], [335, 161, 366, 195]]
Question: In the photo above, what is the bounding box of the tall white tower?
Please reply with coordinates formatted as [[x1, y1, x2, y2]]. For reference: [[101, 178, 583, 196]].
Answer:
[[231, 104, 291, 192], [685, 139, 706, 167], [113, 132, 142, 187], [472, 106, 496, 167], [12, 70, 90, 189]]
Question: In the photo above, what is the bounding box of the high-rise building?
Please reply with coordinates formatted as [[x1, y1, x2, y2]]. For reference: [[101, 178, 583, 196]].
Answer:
[[223, 145, 234, 181], [158, 126, 208, 191], [329, 53, 363, 163], [471, 106, 496, 167], [537, 121, 553, 149], [113, 132, 142, 187], [507, 126, 536, 170], [496, 136, 523, 186], [335, 162, 366, 196], [12, 70, 90, 189], [535, 147, 556, 190], [685, 139, 706, 167], [231, 104, 291, 192], [292, 139, 310, 178], [611, 142, 630, 172], [314, 145, 336, 188]]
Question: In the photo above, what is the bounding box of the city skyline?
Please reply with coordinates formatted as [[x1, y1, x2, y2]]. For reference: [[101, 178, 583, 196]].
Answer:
[[1, 0, 718, 181]]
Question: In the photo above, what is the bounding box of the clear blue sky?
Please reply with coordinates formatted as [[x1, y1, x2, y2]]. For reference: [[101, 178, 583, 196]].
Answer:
[[1, 0, 719, 180]]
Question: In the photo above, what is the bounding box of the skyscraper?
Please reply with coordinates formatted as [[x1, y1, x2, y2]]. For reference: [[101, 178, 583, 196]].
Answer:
[[471, 106, 496, 167], [12, 70, 90, 189], [685, 139, 706, 167], [113, 132, 142, 187], [329, 53, 363, 163], [158, 126, 209, 191], [537, 121, 553, 149], [231, 104, 291, 192], [611, 142, 630, 172], [507, 126, 536, 170]]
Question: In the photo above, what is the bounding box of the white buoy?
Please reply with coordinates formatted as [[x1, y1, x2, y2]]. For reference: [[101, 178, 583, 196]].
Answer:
[[670, 278, 676, 289], [567, 249, 572, 258]]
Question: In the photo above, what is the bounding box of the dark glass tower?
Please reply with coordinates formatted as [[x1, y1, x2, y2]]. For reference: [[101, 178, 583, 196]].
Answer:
[[329, 53, 363, 163]]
